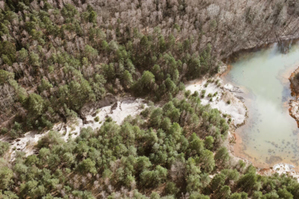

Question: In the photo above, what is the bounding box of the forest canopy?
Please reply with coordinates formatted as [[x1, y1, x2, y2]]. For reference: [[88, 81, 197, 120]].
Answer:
[[1, 0, 299, 198]]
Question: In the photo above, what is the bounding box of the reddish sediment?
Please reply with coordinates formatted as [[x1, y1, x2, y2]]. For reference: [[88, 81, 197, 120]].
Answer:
[[288, 66, 299, 128]]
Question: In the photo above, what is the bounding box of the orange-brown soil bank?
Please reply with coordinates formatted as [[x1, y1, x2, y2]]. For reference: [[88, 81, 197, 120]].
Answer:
[[289, 67, 299, 127]]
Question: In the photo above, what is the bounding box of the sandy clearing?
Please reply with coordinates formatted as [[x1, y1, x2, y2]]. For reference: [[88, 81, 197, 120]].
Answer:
[[186, 78, 247, 127], [2, 98, 147, 161]]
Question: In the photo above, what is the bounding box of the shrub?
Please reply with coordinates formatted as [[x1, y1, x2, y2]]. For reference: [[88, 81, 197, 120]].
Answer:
[[0, 141, 10, 156], [165, 182, 179, 195], [201, 90, 206, 98], [185, 90, 191, 98], [0, 128, 8, 135], [192, 91, 199, 97]]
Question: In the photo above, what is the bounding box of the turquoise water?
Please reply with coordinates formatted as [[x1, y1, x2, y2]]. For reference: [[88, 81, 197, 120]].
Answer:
[[225, 43, 299, 168]]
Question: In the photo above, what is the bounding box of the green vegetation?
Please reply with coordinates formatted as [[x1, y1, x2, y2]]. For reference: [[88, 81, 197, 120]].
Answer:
[[1, 96, 299, 198], [201, 90, 206, 98], [94, 116, 99, 122], [0, 0, 218, 134], [0, 141, 10, 156], [0, 0, 299, 198]]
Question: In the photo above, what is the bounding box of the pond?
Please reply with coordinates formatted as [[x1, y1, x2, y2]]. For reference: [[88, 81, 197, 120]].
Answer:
[[224, 43, 299, 169]]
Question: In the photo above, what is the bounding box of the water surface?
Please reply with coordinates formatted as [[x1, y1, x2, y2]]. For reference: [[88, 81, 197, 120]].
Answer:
[[224, 43, 299, 168]]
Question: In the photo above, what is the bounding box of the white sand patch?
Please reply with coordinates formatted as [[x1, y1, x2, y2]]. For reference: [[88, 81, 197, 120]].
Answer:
[[186, 78, 247, 126], [259, 163, 299, 182], [8, 132, 44, 161], [223, 83, 234, 91], [84, 106, 111, 130], [3, 98, 147, 161], [60, 118, 84, 142], [273, 163, 295, 174], [83, 98, 148, 130], [110, 99, 147, 124], [58, 98, 148, 142]]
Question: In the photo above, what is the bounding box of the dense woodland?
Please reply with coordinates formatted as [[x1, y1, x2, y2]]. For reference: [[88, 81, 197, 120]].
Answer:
[[3, 95, 299, 199], [2, 0, 299, 198]]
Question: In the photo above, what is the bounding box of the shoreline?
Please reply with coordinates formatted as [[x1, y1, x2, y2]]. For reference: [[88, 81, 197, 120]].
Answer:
[[289, 66, 299, 128], [222, 47, 299, 179], [185, 71, 252, 166], [222, 64, 299, 180]]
